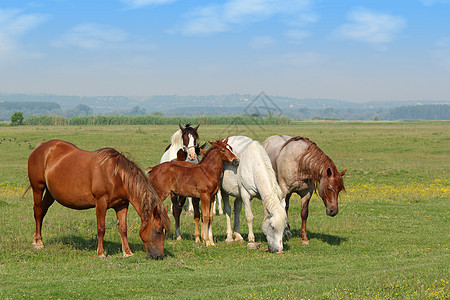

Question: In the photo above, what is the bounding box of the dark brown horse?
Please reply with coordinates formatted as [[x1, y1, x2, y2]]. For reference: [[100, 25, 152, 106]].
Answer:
[[147, 138, 239, 246], [27, 140, 170, 259], [263, 135, 346, 245]]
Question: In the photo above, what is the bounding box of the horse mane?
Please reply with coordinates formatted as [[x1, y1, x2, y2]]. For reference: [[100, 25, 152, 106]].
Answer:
[[282, 136, 344, 192], [94, 148, 170, 231], [246, 141, 286, 229], [170, 129, 184, 150]]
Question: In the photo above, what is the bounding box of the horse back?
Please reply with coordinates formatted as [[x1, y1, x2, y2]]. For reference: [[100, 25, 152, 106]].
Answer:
[[28, 140, 79, 185], [262, 135, 291, 171], [28, 140, 125, 209]]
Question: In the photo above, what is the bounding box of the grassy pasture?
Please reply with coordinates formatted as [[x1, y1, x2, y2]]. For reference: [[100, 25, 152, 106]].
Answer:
[[0, 121, 448, 299]]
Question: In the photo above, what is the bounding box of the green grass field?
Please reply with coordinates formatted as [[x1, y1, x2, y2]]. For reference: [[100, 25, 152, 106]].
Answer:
[[0, 122, 448, 299]]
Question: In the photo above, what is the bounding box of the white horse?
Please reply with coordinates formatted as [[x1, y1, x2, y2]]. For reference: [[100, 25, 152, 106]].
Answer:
[[219, 136, 286, 253]]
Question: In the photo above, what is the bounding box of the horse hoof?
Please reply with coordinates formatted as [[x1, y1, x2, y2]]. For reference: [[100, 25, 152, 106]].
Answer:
[[123, 252, 134, 258], [206, 241, 216, 247], [247, 242, 259, 250], [195, 237, 201, 243], [225, 238, 234, 244], [301, 240, 310, 246], [98, 254, 107, 259], [32, 242, 44, 249], [176, 236, 182, 241]]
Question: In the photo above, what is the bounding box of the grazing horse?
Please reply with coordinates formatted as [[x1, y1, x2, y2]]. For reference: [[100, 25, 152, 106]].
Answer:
[[160, 124, 200, 214], [219, 136, 286, 253], [263, 135, 346, 245], [27, 140, 170, 259], [147, 138, 239, 246]]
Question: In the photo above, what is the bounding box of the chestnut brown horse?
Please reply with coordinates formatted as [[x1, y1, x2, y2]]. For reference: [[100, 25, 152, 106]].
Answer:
[[147, 138, 239, 246], [263, 135, 346, 245], [27, 140, 170, 259]]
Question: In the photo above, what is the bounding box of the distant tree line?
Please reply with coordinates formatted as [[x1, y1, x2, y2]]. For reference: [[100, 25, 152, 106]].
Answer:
[[387, 104, 449, 120], [1, 100, 448, 122], [22, 115, 292, 126]]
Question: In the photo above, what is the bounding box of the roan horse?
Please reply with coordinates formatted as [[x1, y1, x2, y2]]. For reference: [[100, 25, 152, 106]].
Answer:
[[218, 136, 286, 253], [263, 135, 346, 245], [27, 140, 171, 259], [147, 138, 239, 246]]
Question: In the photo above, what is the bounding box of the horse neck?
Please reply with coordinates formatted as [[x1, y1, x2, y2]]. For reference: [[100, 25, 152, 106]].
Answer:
[[170, 129, 184, 150], [199, 149, 226, 176]]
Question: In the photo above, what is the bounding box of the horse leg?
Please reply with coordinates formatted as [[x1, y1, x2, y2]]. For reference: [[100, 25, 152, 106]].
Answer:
[[284, 193, 293, 239], [216, 190, 223, 215], [33, 188, 55, 249], [299, 191, 312, 245], [172, 195, 186, 241], [200, 195, 214, 246], [95, 200, 108, 258], [222, 191, 234, 243], [186, 197, 194, 215], [232, 197, 244, 242], [240, 192, 255, 244], [114, 204, 133, 257], [192, 197, 201, 243], [207, 195, 215, 246]]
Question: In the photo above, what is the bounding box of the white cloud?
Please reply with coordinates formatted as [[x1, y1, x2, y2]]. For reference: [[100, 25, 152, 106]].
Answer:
[[120, 0, 177, 9], [53, 23, 128, 49], [178, 0, 312, 36], [334, 8, 406, 46], [0, 9, 48, 64]]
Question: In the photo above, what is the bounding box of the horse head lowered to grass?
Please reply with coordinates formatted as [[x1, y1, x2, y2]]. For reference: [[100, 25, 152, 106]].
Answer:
[[263, 135, 346, 245], [26, 140, 170, 259], [217, 136, 286, 253]]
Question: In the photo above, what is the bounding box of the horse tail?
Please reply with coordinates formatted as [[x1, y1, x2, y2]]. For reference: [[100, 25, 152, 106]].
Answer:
[[22, 185, 32, 198]]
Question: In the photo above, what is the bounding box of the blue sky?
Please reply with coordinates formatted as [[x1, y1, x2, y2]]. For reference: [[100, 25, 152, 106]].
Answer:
[[0, 0, 449, 102]]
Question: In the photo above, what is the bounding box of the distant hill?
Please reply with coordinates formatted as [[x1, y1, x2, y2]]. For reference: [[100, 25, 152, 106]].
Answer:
[[0, 92, 448, 121]]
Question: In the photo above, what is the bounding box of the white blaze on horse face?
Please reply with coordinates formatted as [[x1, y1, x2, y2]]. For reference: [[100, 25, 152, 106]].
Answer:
[[187, 133, 197, 161]]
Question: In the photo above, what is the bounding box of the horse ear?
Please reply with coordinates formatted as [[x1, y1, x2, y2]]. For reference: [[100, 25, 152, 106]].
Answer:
[[179, 124, 185, 131], [327, 167, 332, 177], [200, 148, 207, 155], [223, 137, 229, 143], [340, 169, 347, 176], [194, 124, 199, 131]]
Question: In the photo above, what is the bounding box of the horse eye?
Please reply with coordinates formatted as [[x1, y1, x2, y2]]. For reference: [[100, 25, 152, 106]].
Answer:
[[327, 187, 332, 191], [221, 149, 225, 153], [155, 229, 162, 235]]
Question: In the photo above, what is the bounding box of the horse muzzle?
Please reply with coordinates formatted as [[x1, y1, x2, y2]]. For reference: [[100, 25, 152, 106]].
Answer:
[[231, 158, 239, 167], [326, 207, 338, 217], [147, 253, 164, 260]]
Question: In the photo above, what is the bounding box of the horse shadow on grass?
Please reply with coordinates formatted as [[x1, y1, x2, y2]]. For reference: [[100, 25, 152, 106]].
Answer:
[[289, 229, 347, 246], [48, 235, 174, 258]]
